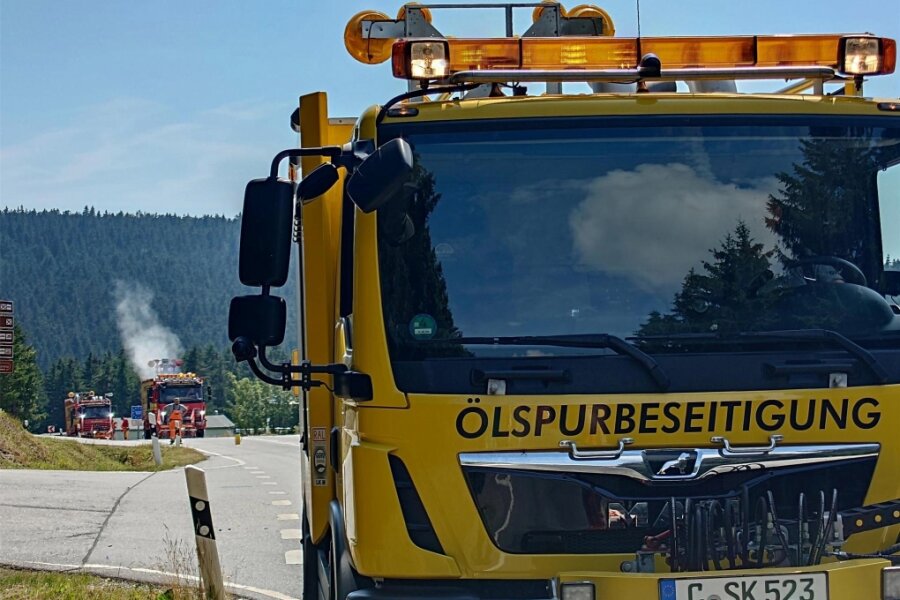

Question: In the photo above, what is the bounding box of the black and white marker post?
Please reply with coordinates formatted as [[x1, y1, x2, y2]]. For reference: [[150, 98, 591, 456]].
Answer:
[[185, 465, 225, 599]]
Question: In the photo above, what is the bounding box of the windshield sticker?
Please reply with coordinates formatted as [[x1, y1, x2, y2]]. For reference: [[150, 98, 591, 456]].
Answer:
[[409, 314, 437, 340], [455, 397, 880, 439]]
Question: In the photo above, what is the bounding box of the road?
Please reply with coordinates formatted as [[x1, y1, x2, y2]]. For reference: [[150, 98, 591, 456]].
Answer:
[[0, 435, 305, 600]]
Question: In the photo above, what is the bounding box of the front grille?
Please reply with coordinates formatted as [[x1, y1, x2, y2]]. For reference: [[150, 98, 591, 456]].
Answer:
[[464, 457, 875, 555]]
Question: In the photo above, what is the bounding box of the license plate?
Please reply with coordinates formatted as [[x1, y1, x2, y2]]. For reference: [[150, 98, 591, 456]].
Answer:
[[659, 573, 827, 600]]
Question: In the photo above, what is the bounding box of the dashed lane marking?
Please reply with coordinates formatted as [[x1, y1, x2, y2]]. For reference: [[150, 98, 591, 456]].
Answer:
[[268, 491, 287, 495], [277, 513, 299, 521], [280, 529, 302, 540], [262, 482, 278, 486], [284, 550, 303, 565], [256, 475, 271, 479], [272, 500, 292, 506]]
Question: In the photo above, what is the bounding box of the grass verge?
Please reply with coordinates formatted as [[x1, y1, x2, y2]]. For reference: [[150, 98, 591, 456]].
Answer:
[[0, 567, 165, 599], [0, 412, 204, 471]]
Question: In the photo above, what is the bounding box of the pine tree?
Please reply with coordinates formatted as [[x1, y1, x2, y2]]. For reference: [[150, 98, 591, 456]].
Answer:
[[0, 325, 47, 429]]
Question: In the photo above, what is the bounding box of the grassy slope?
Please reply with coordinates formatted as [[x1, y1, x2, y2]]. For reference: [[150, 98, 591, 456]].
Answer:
[[0, 568, 167, 600], [0, 411, 204, 471]]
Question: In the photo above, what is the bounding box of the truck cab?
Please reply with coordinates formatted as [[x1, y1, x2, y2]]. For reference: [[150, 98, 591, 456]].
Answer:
[[229, 4, 900, 599]]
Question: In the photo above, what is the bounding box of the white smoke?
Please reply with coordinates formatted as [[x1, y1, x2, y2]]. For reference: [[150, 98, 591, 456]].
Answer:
[[114, 281, 183, 380]]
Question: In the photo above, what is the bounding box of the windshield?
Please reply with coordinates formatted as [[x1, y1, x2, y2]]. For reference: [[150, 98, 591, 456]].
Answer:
[[377, 116, 900, 362], [159, 385, 202, 404], [79, 406, 110, 419]]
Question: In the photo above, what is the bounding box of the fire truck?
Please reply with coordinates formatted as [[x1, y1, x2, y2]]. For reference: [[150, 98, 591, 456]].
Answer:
[[228, 4, 900, 599], [141, 358, 208, 439], [64, 391, 114, 439]]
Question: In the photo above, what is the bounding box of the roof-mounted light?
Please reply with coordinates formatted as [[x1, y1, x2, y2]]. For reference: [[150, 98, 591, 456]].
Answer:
[[841, 35, 896, 75], [387, 33, 895, 82], [392, 39, 450, 79]]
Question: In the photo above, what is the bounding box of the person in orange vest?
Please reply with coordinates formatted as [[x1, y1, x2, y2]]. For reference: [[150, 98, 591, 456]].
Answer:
[[169, 402, 183, 445], [121, 417, 129, 441]]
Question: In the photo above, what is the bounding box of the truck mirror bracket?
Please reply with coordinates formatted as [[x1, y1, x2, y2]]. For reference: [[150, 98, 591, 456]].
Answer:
[[231, 337, 372, 400]]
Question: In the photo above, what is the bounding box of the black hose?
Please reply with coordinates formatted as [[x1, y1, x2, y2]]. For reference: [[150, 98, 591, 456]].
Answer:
[[797, 492, 806, 567], [723, 501, 737, 569], [741, 487, 751, 566], [811, 489, 839, 566], [695, 503, 706, 571], [708, 501, 724, 570], [766, 491, 792, 564], [669, 497, 680, 572], [756, 496, 769, 567], [807, 490, 826, 566]]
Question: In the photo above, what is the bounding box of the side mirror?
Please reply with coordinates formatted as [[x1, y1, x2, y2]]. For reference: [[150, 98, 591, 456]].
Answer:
[[346, 138, 414, 213], [239, 178, 294, 288], [885, 271, 900, 295], [228, 295, 287, 347], [297, 163, 339, 203]]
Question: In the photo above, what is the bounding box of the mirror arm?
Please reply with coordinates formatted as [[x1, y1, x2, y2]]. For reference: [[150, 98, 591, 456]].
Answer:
[[269, 147, 343, 179]]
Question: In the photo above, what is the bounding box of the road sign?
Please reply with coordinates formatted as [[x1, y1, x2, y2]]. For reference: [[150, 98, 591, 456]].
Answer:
[[0, 300, 12, 314], [0, 346, 12, 359], [131, 405, 143, 420], [0, 361, 12, 374], [0, 316, 12, 330], [0, 331, 11, 344]]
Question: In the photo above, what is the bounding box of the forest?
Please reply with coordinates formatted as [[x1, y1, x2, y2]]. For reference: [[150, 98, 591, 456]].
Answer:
[[0, 208, 300, 431], [0, 207, 298, 368]]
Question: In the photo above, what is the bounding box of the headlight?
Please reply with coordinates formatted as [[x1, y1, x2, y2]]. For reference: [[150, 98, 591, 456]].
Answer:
[[560, 582, 595, 600], [840, 36, 896, 75], [885, 566, 900, 600]]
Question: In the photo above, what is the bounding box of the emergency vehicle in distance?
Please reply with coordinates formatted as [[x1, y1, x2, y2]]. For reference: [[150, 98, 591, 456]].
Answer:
[[64, 391, 114, 439], [141, 358, 208, 438], [229, 3, 900, 599]]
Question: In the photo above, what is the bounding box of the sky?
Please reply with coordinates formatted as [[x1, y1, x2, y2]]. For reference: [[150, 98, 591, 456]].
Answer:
[[1, 0, 898, 220]]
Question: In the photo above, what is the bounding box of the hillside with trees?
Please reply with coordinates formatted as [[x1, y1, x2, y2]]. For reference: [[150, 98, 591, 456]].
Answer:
[[0, 208, 298, 367]]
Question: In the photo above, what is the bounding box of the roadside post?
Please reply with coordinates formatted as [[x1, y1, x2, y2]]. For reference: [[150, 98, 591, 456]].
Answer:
[[184, 465, 225, 600], [151, 434, 163, 466]]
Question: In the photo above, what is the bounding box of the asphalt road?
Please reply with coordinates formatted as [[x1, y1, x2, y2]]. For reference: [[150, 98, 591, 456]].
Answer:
[[0, 435, 305, 600]]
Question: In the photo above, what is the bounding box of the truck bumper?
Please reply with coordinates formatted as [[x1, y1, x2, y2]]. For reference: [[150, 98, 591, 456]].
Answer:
[[347, 558, 893, 599]]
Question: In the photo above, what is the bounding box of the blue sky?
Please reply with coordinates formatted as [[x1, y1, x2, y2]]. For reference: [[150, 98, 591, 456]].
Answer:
[[1, 0, 898, 220]]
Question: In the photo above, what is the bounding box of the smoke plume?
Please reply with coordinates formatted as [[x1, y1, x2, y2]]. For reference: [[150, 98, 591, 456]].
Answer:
[[114, 281, 183, 380]]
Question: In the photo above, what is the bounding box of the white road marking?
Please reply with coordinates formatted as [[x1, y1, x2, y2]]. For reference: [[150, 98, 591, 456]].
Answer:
[[277, 513, 299, 520], [272, 500, 292, 506], [280, 529, 302, 540], [268, 491, 287, 495], [284, 550, 303, 565], [262, 482, 278, 486], [243, 466, 258, 470], [248, 437, 299, 448], [191, 448, 246, 469], [256, 475, 271, 479]]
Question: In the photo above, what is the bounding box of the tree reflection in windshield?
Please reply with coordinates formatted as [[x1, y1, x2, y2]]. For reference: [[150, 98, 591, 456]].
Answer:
[[376, 118, 900, 361]]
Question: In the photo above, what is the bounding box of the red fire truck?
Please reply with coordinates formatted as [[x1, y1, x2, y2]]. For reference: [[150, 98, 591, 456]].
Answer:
[[64, 391, 114, 439], [141, 359, 209, 439]]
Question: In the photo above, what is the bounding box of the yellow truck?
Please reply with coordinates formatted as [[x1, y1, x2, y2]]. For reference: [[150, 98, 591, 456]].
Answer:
[[228, 3, 900, 598]]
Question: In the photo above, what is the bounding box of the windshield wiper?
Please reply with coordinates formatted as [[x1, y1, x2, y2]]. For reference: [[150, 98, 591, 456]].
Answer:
[[434, 333, 671, 390], [636, 329, 889, 384]]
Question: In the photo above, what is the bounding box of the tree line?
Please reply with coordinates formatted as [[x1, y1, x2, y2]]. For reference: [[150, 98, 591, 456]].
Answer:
[[0, 207, 298, 368], [1, 325, 299, 434]]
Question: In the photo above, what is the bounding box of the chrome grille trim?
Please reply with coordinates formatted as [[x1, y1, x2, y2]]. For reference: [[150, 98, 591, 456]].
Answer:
[[459, 443, 879, 482]]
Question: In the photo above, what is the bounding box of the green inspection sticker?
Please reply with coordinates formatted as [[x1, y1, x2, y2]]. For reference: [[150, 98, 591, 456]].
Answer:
[[409, 314, 437, 340]]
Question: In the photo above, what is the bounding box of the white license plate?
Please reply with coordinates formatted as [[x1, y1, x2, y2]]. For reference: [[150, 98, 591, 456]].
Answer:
[[659, 573, 827, 600]]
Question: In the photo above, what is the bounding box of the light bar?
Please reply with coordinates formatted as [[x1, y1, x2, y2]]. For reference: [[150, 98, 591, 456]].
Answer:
[[391, 34, 897, 80]]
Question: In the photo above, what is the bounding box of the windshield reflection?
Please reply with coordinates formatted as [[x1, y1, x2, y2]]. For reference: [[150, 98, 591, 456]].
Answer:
[[377, 118, 900, 359]]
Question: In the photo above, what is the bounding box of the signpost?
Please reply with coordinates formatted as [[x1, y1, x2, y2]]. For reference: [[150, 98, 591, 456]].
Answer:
[[0, 300, 12, 375]]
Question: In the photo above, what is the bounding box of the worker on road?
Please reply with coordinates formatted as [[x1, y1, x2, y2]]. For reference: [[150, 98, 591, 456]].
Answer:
[[122, 417, 129, 440], [169, 402, 183, 445]]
